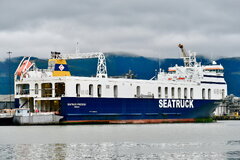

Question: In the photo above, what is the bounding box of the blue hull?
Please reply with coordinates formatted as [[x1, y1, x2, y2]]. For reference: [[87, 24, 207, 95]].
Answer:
[[60, 97, 219, 123]]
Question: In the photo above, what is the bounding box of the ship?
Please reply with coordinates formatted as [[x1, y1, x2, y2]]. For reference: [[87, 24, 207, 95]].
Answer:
[[14, 44, 227, 124]]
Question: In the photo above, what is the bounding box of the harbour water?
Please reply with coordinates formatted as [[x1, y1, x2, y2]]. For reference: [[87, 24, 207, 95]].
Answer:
[[0, 121, 240, 159]]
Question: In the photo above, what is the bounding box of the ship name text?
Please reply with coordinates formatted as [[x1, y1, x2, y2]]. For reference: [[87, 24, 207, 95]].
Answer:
[[159, 99, 194, 108], [67, 103, 87, 108]]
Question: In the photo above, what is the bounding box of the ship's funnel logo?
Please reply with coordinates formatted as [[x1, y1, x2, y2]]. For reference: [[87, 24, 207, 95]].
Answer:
[[59, 64, 65, 71]]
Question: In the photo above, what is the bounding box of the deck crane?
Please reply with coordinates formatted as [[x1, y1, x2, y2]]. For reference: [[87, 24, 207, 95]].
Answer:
[[55, 51, 108, 78], [178, 44, 197, 67], [178, 44, 188, 57]]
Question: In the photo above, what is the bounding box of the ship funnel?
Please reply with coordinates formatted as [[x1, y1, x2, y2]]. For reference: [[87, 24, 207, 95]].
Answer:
[[49, 51, 71, 77]]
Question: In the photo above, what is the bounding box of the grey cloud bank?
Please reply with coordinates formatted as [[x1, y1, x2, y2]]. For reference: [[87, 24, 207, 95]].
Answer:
[[0, 0, 239, 59]]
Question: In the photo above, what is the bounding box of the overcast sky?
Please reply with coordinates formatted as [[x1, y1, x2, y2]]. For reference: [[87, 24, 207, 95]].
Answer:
[[0, 0, 240, 59]]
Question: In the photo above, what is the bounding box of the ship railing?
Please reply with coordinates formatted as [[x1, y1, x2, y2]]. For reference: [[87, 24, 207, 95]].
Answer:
[[55, 93, 65, 97], [42, 94, 53, 97], [0, 109, 16, 118], [31, 112, 56, 116], [31, 68, 52, 72], [16, 89, 30, 95]]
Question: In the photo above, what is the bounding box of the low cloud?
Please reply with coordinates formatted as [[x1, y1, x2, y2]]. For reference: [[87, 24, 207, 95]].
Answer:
[[0, 0, 239, 59]]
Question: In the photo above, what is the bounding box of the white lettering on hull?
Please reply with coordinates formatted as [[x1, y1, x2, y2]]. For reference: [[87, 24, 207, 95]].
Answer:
[[159, 99, 194, 108], [67, 103, 87, 108]]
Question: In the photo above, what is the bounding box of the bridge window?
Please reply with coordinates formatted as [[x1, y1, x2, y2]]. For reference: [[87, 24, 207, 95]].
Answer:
[[165, 87, 168, 98], [97, 85, 102, 97], [158, 87, 161, 98], [178, 88, 181, 99], [42, 83, 52, 97], [190, 88, 194, 99], [89, 84, 93, 96], [184, 88, 188, 99], [76, 84, 80, 97], [202, 88, 206, 99], [171, 87, 175, 98], [208, 89, 211, 99], [114, 85, 118, 98], [216, 69, 224, 73]]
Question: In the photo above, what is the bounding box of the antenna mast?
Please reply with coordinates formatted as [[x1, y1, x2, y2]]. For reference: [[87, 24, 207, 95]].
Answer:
[[7, 51, 12, 107], [76, 42, 80, 54]]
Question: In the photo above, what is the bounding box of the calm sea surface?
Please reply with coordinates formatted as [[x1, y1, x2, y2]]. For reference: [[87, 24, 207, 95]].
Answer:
[[0, 121, 240, 160]]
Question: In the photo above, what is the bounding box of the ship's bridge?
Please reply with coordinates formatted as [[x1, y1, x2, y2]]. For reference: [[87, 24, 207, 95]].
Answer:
[[203, 65, 224, 73]]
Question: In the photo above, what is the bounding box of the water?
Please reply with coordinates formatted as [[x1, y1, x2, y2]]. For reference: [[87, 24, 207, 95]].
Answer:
[[0, 121, 240, 160]]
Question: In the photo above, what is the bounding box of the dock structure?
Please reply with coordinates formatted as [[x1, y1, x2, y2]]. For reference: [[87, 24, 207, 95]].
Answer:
[[13, 108, 62, 125], [0, 94, 62, 125], [0, 95, 15, 109], [214, 95, 240, 119], [0, 95, 15, 125]]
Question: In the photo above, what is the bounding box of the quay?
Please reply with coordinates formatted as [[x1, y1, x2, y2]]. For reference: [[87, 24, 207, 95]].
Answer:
[[214, 95, 240, 120], [0, 95, 62, 125], [213, 115, 240, 120], [0, 107, 62, 125], [13, 108, 62, 125], [0, 95, 15, 125]]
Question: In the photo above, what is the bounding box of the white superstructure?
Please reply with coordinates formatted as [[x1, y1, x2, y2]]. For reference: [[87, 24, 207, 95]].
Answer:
[[14, 44, 227, 114]]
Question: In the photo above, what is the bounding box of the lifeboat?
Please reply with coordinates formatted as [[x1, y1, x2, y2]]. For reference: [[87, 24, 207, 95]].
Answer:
[[168, 67, 176, 72], [16, 60, 32, 76], [178, 77, 185, 80]]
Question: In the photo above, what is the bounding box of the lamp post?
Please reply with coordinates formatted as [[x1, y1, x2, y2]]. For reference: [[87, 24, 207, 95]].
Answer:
[[7, 51, 12, 108]]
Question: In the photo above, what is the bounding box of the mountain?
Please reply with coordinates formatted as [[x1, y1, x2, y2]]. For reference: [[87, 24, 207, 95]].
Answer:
[[0, 53, 239, 96], [217, 57, 240, 97]]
